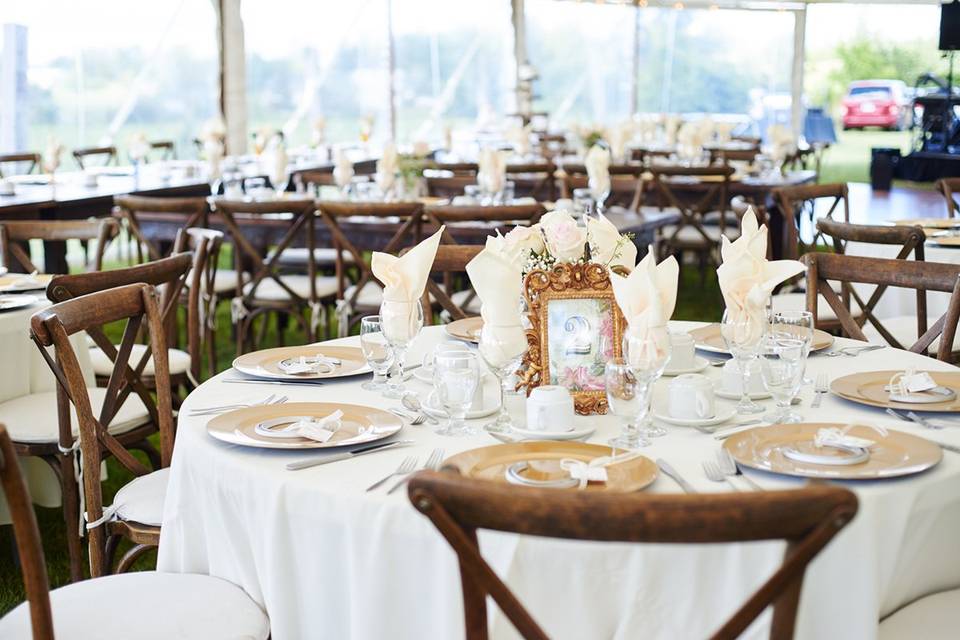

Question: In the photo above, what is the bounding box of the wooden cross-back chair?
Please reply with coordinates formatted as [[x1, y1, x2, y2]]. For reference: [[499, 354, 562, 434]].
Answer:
[[0, 152, 42, 177], [408, 471, 857, 640], [772, 183, 850, 261], [427, 162, 478, 176], [936, 177, 960, 218], [426, 175, 475, 199], [148, 140, 175, 161], [31, 283, 175, 578], [0, 218, 118, 274], [631, 148, 673, 166], [317, 201, 426, 335], [72, 146, 117, 170], [649, 164, 735, 283], [113, 194, 210, 263], [711, 148, 760, 165], [415, 244, 484, 325], [172, 228, 224, 379], [293, 168, 336, 191], [0, 422, 271, 640], [803, 252, 960, 362], [507, 162, 557, 201], [216, 198, 334, 353], [558, 173, 645, 211]]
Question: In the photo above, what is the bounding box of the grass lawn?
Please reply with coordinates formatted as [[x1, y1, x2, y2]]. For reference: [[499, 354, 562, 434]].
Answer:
[[817, 128, 920, 188]]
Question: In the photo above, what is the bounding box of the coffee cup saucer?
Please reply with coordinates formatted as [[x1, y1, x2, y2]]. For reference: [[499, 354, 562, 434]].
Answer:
[[507, 424, 596, 441], [423, 390, 500, 420], [652, 405, 736, 427], [714, 385, 771, 401], [662, 356, 710, 377]]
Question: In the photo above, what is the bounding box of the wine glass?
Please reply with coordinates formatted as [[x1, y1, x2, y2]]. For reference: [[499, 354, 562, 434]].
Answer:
[[721, 308, 766, 415], [433, 349, 480, 436], [605, 359, 651, 450], [379, 300, 424, 399], [758, 334, 806, 424], [621, 327, 671, 439], [478, 324, 527, 434], [771, 310, 814, 383], [359, 316, 393, 391]]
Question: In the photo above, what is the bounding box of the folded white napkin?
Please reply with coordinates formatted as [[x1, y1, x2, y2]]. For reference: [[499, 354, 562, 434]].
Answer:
[[585, 144, 611, 201], [506, 125, 531, 157], [611, 248, 678, 366], [717, 208, 805, 346], [254, 410, 343, 442], [372, 227, 445, 340], [814, 423, 887, 451], [888, 369, 937, 394], [466, 234, 527, 367], [376, 143, 398, 193], [333, 149, 354, 189], [587, 212, 636, 270], [560, 452, 643, 489], [478, 148, 507, 195], [43, 136, 63, 174], [270, 141, 288, 190], [278, 355, 337, 375]]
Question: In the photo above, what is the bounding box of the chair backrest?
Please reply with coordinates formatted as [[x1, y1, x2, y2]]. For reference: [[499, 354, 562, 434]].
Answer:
[[148, 140, 175, 161], [507, 163, 557, 201], [802, 252, 960, 361], [426, 175, 475, 199], [0, 152, 41, 177], [427, 162, 478, 176], [114, 195, 210, 263], [31, 283, 175, 576], [408, 471, 857, 640], [559, 172, 644, 210], [293, 168, 337, 191], [425, 203, 545, 228], [650, 165, 735, 242], [418, 244, 484, 324], [0, 423, 55, 640], [173, 228, 223, 379], [711, 148, 760, 164], [72, 146, 117, 170], [772, 183, 849, 261], [631, 148, 673, 165], [0, 218, 118, 273], [936, 177, 960, 218]]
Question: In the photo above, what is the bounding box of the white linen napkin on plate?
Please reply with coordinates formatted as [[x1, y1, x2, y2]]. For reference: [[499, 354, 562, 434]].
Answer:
[[611, 248, 678, 364], [278, 355, 338, 375], [333, 149, 354, 189], [254, 410, 344, 442], [814, 423, 887, 451], [478, 148, 507, 195], [717, 208, 805, 345], [585, 144, 611, 201], [560, 452, 643, 489], [466, 234, 527, 367], [376, 143, 398, 193]]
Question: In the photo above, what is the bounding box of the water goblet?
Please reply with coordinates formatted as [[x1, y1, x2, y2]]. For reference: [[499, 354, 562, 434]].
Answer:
[[478, 324, 527, 434], [379, 299, 424, 399], [622, 327, 671, 438], [758, 334, 806, 424], [771, 310, 814, 383], [721, 308, 766, 415], [605, 359, 651, 450], [359, 315, 393, 391], [433, 349, 480, 436]]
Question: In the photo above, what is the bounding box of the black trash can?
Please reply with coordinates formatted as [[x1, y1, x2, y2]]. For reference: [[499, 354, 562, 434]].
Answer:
[[870, 147, 901, 191]]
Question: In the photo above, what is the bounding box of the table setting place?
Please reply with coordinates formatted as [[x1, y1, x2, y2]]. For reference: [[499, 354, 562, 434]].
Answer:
[[0, 269, 51, 313]]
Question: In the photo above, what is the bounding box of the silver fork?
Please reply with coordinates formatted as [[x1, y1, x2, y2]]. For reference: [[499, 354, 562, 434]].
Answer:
[[389, 408, 425, 426], [811, 374, 829, 408], [387, 448, 444, 494], [702, 460, 739, 491], [365, 455, 418, 492], [885, 408, 946, 430], [717, 449, 763, 491], [189, 394, 286, 416], [824, 344, 884, 358]]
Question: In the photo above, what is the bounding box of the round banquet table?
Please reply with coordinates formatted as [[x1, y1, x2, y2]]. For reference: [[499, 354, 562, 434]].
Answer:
[[158, 321, 960, 640]]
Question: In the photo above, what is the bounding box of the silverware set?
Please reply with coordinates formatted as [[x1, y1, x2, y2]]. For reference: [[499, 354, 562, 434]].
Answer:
[[366, 455, 419, 492], [885, 409, 960, 454], [386, 448, 444, 494], [812, 373, 829, 408], [703, 450, 763, 491], [656, 458, 697, 494], [390, 408, 425, 426], [189, 394, 288, 416], [823, 344, 885, 358], [286, 439, 413, 471]]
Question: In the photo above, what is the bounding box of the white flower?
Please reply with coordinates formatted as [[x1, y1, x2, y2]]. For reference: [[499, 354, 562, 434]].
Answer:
[[540, 210, 587, 262], [504, 224, 545, 256], [586, 212, 636, 269]]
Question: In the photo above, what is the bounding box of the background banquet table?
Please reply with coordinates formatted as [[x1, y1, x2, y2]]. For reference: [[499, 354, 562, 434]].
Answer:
[[158, 321, 960, 640]]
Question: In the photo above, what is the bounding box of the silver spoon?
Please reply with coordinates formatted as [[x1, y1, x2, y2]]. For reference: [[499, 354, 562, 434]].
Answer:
[[400, 392, 439, 424]]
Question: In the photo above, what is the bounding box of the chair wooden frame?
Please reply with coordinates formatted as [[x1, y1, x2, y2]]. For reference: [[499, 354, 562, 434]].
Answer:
[[31, 283, 175, 578], [0, 152, 41, 177], [172, 228, 224, 380], [772, 183, 850, 261], [936, 177, 960, 218], [72, 146, 118, 170], [148, 140, 175, 161], [409, 471, 857, 640], [425, 175, 475, 199], [417, 244, 484, 324], [113, 195, 210, 263], [559, 173, 644, 211], [803, 252, 960, 362], [0, 219, 118, 274]]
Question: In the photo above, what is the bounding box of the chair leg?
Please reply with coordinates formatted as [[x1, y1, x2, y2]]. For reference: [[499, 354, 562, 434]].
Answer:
[[132, 439, 162, 470], [116, 543, 157, 573], [54, 454, 84, 582], [104, 533, 122, 573]]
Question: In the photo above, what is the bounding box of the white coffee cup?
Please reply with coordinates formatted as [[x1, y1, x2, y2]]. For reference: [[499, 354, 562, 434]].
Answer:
[[720, 359, 765, 395], [667, 373, 716, 420], [82, 172, 98, 188], [526, 385, 574, 432], [0, 180, 15, 196], [666, 332, 696, 371]]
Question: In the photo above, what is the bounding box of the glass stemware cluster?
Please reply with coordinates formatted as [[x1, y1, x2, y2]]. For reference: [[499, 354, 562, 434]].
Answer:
[[605, 327, 671, 449]]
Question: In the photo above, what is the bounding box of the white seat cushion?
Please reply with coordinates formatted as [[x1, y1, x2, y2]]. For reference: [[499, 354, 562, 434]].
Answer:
[[89, 344, 191, 377], [771, 291, 861, 323], [195, 268, 247, 295], [343, 281, 384, 308], [274, 247, 355, 266], [0, 389, 151, 444], [243, 274, 339, 301], [879, 589, 960, 640], [660, 224, 734, 244], [862, 315, 960, 352], [0, 571, 269, 640], [112, 467, 168, 526]]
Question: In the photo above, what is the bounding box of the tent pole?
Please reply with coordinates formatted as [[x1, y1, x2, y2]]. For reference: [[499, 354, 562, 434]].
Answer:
[[791, 6, 807, 141]]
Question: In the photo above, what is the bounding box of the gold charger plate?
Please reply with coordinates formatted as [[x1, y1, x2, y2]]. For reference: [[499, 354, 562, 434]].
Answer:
[[0, 273, 53, 292], [890, 218, 960, 230], [442, 442, 658, 492], [445, 316, 483, 343], [830, 370, 960, 413], [232, 345, 369, 380], [929, 234, 960, 247], [689, 323, 834, 354], [206, 401, 402, 449], [724, 422, 942, 480]]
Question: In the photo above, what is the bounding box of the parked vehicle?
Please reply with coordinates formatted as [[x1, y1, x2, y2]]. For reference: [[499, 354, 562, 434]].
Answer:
[[841, 80, 910, 131]]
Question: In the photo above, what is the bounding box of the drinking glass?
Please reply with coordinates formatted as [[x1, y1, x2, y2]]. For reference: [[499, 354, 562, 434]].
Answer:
[[622, 328, 671, 439], [771, 310, 814, 383], [721, 308, 766, 415], [359, 315, 393, 391], [572, 188, 594, 222], [758, 334, 806, 423], [605, 359, 651, 450], [433, 350, 480, 436], [379, 300, 424, 399], [478, 324, 527, 433]]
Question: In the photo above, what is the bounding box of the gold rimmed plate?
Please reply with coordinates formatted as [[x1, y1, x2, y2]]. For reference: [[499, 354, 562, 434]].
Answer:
[[232, 345, 369, 381], [0, 273, 53, 293], [723, 422, 942, 480], [445, 316, 483, 343], [690, 323, 834, 354], [206, 401, 402, 449], [442, 441, 658, 492], [830, 370, 960, 413], [0, 295, 38, 313], [890, 217, 960, 230]]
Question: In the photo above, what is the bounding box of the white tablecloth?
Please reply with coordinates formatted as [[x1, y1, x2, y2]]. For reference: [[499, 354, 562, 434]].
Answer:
[[158, 322, 960, 640]]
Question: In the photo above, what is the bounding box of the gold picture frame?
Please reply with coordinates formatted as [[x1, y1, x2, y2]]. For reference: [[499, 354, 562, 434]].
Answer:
[[518, 262, 626, 415]]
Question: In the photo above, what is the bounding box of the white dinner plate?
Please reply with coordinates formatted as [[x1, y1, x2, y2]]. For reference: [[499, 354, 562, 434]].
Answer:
[[506, 424, 597, 441], [662, 356, 710, 377], [653, 406, 737, 427], [0, 295, 37, 313], [423, 390, 500, 420], [715, 387, 772, 401]]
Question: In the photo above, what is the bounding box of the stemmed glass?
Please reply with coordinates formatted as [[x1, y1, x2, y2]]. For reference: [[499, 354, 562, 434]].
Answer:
[[620, 328, 671, 440], [771, 310, 814, 383], [721, 308, 766, 415], [758, 334, 806, 424], [478, 324, 527, 434], [605, 359, 651, 450], [379, 300, 424, 399], [359, 315, 393, 391], [433, 349, 480, 436]]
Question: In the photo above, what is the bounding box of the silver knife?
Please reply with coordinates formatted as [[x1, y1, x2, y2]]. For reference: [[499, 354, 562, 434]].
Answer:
[[223, 378, 326, 387], [656, 458, 698, 494], [286, 439, 413, 471], [930, 440, 960, 454]]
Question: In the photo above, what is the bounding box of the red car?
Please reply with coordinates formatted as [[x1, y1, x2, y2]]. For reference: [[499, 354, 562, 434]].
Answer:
[[841, 80, 909, 130]]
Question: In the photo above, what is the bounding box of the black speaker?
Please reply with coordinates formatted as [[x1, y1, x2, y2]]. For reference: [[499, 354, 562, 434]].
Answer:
[[941, 2, 960, 51]]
